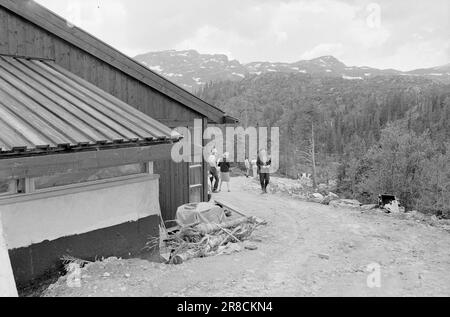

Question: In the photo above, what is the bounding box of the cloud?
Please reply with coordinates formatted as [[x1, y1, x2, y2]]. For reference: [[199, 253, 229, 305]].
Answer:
[[35, 0, 449, 70], [299, 43, 345, 60]]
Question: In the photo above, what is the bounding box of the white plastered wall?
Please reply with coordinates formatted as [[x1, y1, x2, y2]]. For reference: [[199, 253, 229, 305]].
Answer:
[[0, 174, 160, 250]]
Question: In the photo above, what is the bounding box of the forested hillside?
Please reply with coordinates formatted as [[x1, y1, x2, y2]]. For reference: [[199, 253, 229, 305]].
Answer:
[[198, 73, 450, 216]]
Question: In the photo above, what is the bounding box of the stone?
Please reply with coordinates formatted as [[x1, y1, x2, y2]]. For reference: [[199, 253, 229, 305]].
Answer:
[[102, 272, 111, 278], [310, 193, 325, 203], [244, 244, 258, 251], [312, 193, 324, 200], [328, 192, 339, 199], [321, 193, 340, 205], [330, 199, 362, 210], [360, 204, 378, 211], [318, 254, 330, 260], [340, 199, 362, 206]]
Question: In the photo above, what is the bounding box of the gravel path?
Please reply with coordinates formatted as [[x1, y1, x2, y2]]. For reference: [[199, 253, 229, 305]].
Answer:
[[43, 176, 450, 297]]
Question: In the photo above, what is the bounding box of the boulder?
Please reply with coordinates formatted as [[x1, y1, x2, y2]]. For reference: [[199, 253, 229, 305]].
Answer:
[[321, 192, 340, 205], [309, 193, 324, 203], [328, 192, 339, 199], [360, 204, 378, 211], [330, 199, 362, 210], [312, 193, 324, 199], [340, 199, 362, 206]]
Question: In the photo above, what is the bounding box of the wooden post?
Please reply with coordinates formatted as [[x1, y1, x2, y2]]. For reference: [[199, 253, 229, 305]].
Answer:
[[0, 216, 18, 297], [311, 121, 317, 189]]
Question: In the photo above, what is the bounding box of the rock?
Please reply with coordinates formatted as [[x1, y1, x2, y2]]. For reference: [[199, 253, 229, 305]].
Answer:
[[328, 192, 339, 198], [124, 273, 131, 278], [360, 204, 378, 211], [102, 272, 111, 278], [321, 192, 340, 205], [330, 199, 362, 210], [312, 193, 324, 200], [340, 199, 362, 206], [318, 254, 330, 260], [244, 244, 258, 251], [310, 193, 324, 203]]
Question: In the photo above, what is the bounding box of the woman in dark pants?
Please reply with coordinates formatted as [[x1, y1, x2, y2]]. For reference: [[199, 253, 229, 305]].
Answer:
[[257, 149, 271, 193]]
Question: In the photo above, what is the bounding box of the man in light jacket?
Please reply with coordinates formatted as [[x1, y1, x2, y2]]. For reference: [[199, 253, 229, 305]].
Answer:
[[257, 149, 271, 193]]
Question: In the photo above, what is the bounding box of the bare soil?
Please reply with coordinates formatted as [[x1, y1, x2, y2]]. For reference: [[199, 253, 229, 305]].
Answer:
[[43, 176, 450, 297]]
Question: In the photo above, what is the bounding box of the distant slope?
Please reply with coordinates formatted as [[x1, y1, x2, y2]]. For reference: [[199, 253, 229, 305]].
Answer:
[[198, 72, 450, 157], [134, 50, 450, 92], [134, 50, 248, 92]]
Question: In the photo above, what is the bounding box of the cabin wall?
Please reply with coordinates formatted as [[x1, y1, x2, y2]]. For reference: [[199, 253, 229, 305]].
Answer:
[[0, 6, 207, 220], [0, 174, 160, 286]]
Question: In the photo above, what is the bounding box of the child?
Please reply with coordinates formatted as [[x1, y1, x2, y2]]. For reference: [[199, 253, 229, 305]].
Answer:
[[218, 153, 231, 192]]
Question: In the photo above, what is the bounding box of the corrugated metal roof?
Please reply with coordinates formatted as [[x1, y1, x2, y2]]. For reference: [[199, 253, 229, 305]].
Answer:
[[0, 56, 181, 156], [0, 0, 227, 124]]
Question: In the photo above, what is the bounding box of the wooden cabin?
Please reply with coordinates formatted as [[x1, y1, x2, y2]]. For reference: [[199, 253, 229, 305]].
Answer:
[[0, 0, 233, 291]]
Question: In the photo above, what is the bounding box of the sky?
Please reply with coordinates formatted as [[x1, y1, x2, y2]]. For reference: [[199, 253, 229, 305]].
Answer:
[[35, 0, 450, 71]]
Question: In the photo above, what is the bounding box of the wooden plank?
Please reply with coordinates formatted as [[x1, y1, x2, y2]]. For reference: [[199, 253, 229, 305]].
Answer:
[[214, 198, 249, 218], [202, 118, 209, 201], [0, 9, 8, 53], [7, 11, 17, 55], [0, 143, 174, 180]]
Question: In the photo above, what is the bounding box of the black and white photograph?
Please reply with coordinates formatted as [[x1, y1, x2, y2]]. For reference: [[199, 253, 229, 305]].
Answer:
[[0, 0, 449, 301]]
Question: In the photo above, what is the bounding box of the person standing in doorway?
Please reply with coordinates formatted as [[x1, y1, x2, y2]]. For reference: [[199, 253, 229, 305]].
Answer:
[[208, 148, 219, 193], [218, 152, 231, 192], [257, 149, 271, 193]]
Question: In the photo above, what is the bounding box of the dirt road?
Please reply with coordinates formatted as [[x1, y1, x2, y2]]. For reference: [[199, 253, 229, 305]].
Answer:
[[44, 176, 450, 297]]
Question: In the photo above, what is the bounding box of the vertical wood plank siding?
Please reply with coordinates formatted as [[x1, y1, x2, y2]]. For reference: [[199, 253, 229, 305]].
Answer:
[[0, 7, 206, 221]]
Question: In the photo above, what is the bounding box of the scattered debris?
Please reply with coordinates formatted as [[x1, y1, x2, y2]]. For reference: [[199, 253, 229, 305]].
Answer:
[[321, 192, 340, 205], [384, 200, 400, 214], [360, 204, 378, 211], [61, 255, 92, 272], [318, 254, 330, 260], [329, 199, 362, 210], [158, 216, 266, 265], [378, 194, 397, 208]]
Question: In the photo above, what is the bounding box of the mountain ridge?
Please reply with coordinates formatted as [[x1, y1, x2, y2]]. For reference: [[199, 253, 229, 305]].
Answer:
[[134, 49, 450, 92]]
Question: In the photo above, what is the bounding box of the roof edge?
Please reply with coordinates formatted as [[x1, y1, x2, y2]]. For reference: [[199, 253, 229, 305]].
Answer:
[[0, 0, 226, 123]]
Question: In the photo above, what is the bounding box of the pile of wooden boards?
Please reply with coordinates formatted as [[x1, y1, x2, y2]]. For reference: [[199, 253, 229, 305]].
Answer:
[[161, 201, 266, 265]]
